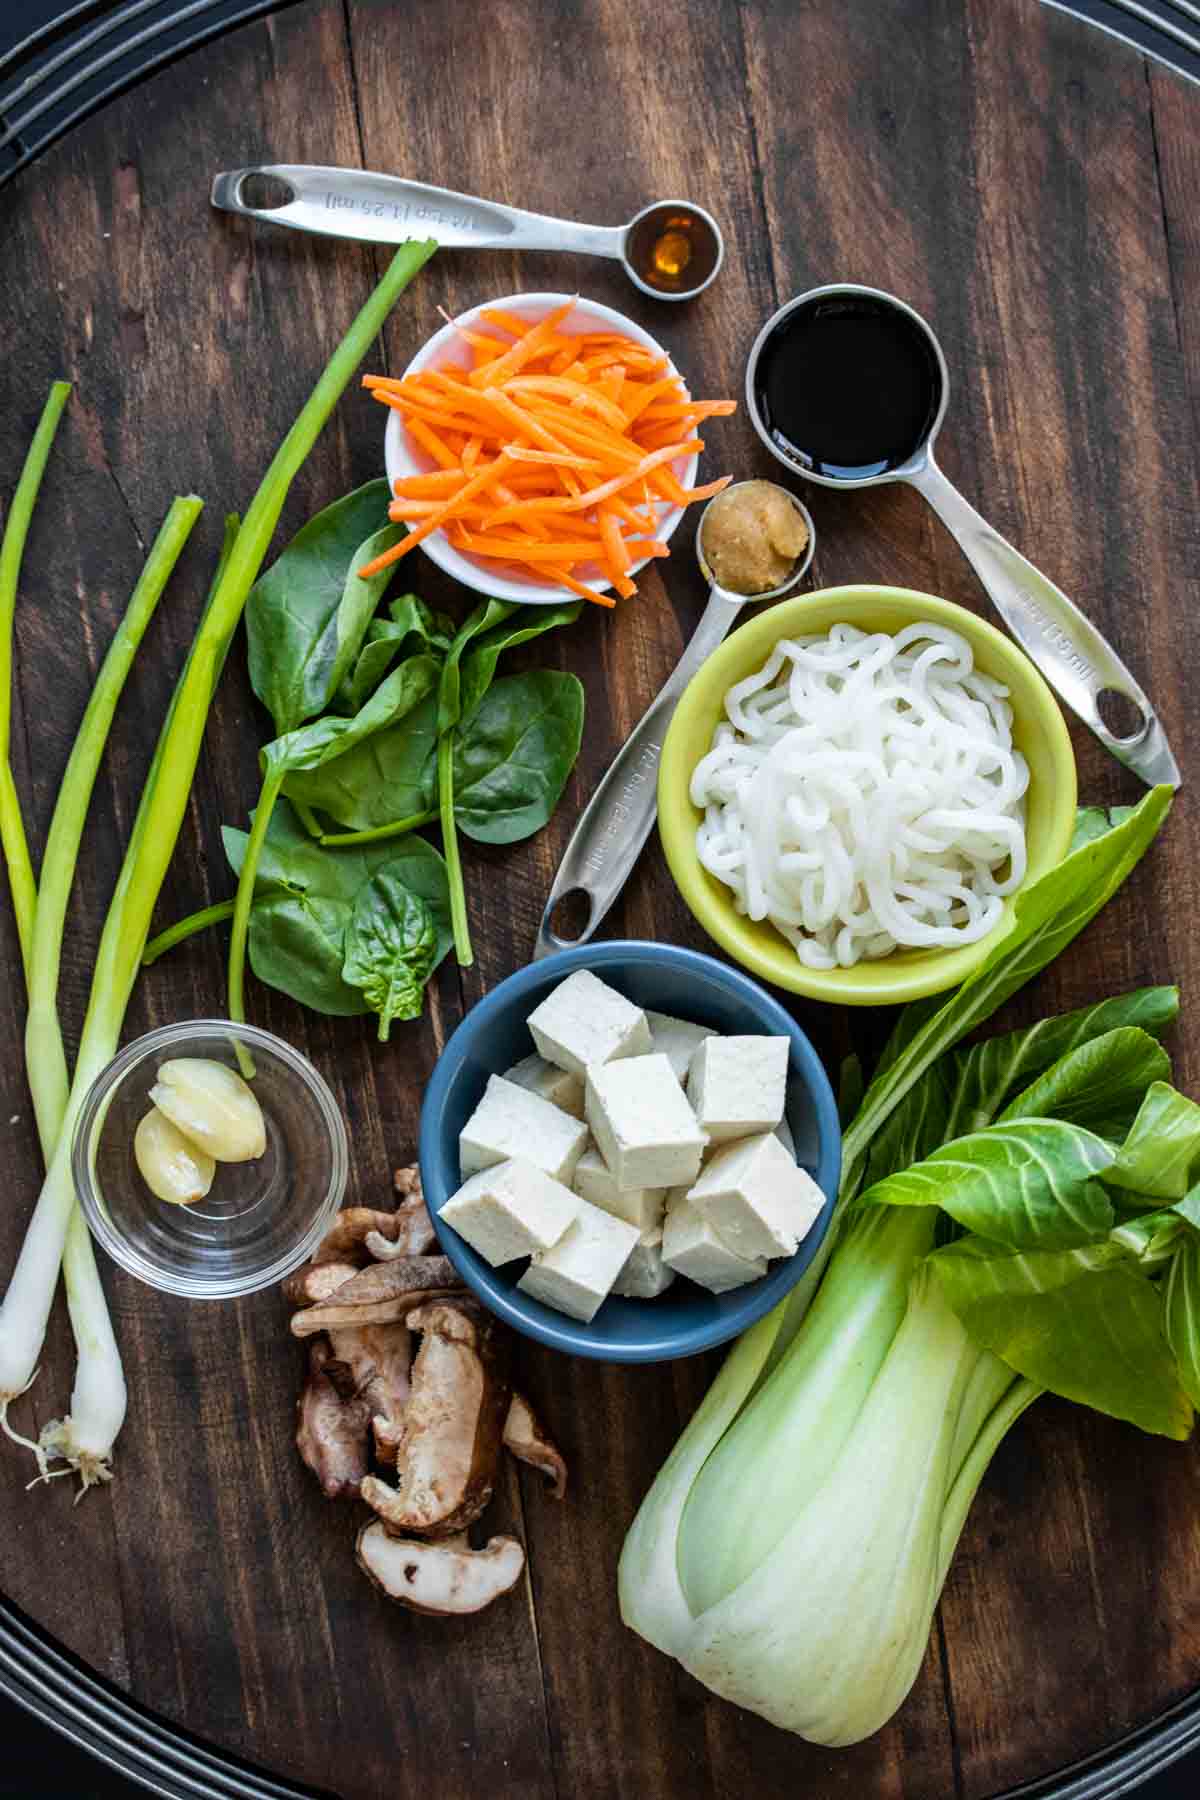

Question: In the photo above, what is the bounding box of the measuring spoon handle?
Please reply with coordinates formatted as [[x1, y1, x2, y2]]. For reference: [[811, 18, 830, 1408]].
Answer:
[[211, 165, 626, 259], [909, 457, 1181, 789], [534, 588, 744, 960]]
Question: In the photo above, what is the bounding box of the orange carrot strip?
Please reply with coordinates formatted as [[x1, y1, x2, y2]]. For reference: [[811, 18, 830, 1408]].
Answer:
[[358, 453, 515, 575], [478, 307, 531, 337], [392, 470, 467, 497], [403, 414, 461, 470], [467, 297, 577, 388], [639, 399, 738, 422], [539, 566, 618, 608], [505, 376, 631, 433], [461, 434, 482, 471], [547, 346, 577, 375], [481, 387, 575, 457], [486, 440, 703, 523], [504, 444, 605, 471]]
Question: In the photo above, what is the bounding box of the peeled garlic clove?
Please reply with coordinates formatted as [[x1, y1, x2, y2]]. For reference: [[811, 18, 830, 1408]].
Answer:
[[149, 1058, 267, 1163], [135, 1108, 216, 1205]]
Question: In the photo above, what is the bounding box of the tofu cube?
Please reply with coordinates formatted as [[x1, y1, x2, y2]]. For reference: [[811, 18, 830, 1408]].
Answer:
[[585, 1054, 706, 1193], [518, 1199, 640, 1322], [527, 970, 652, 1077], [687, 1036, 789, 1144], [503, 1051, 585, 1120], [646, 1010, 716, 1084], [661, 1193, 766, 1294], [687, 1132, 824, 1261], [439, 1157, 580, 1266], [459, 1075, 588, 1184], [573, 1146, 666, 1233], [613, 1228, 676, 1299]]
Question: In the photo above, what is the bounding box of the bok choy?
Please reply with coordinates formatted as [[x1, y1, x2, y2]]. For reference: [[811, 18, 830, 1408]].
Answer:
[[620, 787, 1196, 1746]]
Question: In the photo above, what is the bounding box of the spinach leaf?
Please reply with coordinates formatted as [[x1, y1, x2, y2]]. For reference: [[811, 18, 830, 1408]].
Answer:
[[1164, 1234, 1200, 1410], [861, 1119, 1117, 1249], [1105, 1082, 1200, 1199], [454, 670, 585, 844], [996, 1027, 1171, 1140], [246, 481, 399, 734], [437, 598, 520, 735], [337, 595, 454, 714], [221, 799, 451, 1016], [457, 599, 582, 723], [945, 1264, 1192, 1439], [841, 786, 1174, 1199], [264, 654, 440, 782], [284, 695, 439, 832], [342, 867, 438, 1040]]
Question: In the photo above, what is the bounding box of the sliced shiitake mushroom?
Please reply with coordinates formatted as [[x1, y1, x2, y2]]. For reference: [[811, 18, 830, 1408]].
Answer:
[[312, 1207, 409, 1267], [283, 1260, 360, 1308], [503, 1392, 568, 1500], [356, 1520, 524, 1615], [295, 1338, 373, 1500], [360, 1300, 511, 1538], [289, 1257, 462, 1339], [327, 1323, 413, 1458]]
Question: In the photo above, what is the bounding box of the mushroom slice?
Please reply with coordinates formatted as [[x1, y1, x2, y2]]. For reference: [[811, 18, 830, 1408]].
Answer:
[[326, 1323, 413, 1459], [360, 1300, 511, 1537], [503, 1392, 568, 1501], [370, 1165, 437, 1259], [356, 1520, 524, 1615], [295, 1338, 373, 1499], [290, 1289, 460, 1338], [283, 1260, 359, 1308], [312, 1207, 408, 1267], [318, 1254, 462, 1309]]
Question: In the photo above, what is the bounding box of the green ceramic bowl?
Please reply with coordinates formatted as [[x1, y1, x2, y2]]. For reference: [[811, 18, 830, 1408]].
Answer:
[[658, 585, 1078, 1006]]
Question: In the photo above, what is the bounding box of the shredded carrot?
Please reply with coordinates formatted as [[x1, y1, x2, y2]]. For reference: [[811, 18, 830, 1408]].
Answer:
[[365, 300, 735, 602]]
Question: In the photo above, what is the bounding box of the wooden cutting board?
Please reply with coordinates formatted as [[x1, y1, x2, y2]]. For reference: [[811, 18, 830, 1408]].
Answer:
[[2, 0, 1199, 1794]]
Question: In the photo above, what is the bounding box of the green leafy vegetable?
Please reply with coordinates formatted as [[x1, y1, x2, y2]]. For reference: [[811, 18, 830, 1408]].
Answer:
[[454, 670, 585, 844], [342, 866, 438, 1039], [1165, 1235, 1200, 1410], [457, 599, 582, 723], [246, 481, 401, 734], [861, 1119, 1116, 1249], [843, 787, 1174, 1199], [996, 1027, 1171, 1139], [337, 594, 453, 713], [284, 695, 438, 834], [222, 798, 450, 1017], [1104, 1081, 1200, 1198], [947, 1267, 1191, 1440]]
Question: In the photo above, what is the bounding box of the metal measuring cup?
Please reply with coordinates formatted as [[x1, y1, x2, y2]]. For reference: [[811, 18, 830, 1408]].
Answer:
[[212, 166, 724, 302], [745, 282, 1180, 788], [534, 483, 815, 959]]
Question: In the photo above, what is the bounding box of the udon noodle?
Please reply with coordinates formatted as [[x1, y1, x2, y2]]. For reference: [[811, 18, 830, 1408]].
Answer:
[[690, 622, 1029, 970]]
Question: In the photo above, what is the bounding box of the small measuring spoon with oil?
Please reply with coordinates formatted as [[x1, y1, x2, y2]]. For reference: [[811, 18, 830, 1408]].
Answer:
[[212, 166, 724, 302], [534, 482, 815, 959]]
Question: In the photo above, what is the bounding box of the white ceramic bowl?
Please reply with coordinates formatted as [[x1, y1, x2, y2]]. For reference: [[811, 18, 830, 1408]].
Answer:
[[384, 291, 701, 607]]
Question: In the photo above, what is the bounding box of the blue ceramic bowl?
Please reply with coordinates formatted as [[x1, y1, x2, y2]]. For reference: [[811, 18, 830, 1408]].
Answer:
[[418, 942, 842, 1363]]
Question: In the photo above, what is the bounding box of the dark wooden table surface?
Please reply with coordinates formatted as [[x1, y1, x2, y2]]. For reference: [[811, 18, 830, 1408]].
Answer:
[[2, 1, 1200, 1796]]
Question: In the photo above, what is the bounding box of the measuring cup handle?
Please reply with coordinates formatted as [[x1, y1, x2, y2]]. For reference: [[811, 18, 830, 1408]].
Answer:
[[908, 458, 1181, 789], [534, 589, 743, 960], [211, 165, 627, 259]]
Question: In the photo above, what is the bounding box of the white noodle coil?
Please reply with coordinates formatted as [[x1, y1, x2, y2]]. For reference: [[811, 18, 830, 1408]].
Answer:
[[690, 623, 1029, 969]]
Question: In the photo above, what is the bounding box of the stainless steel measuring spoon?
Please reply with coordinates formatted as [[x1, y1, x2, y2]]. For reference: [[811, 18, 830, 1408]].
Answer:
[[533, 484, 815, 960], [746, 283, 1180, 789], [211, 165, 724, 302]]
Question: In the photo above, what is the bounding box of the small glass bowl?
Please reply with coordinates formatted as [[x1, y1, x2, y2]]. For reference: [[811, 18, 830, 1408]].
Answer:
[[73, 1020, 348, 1299]]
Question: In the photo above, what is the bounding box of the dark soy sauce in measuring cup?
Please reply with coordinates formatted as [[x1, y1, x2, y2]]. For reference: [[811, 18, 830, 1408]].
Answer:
[[752, 291, 944, 480]]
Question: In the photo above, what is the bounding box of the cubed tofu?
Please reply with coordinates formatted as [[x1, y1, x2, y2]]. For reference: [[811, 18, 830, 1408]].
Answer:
[[646, 1010, 716, 1084], [439, 1157, 580, 1266], [527, 970, 652, 1077], [687, 1132, 824, 1261], [503, 1051, 586, 1120], [613, 1228, 676, 1299], [459, 1074, 588, 1184], [585, 1054, 706, 1193], [573, 1146, 666, 1233], [518, 1199, 640, 1322], [687, 1035, 789, 1144], [661, 1193, 766, 1294]]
